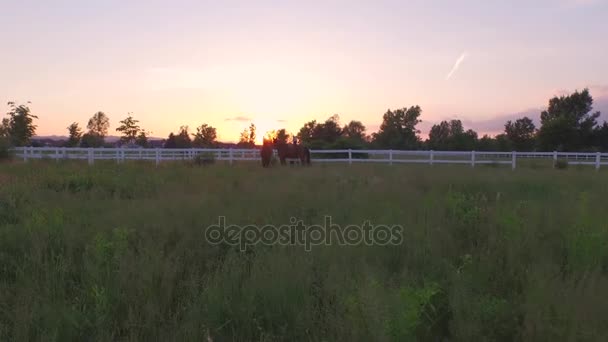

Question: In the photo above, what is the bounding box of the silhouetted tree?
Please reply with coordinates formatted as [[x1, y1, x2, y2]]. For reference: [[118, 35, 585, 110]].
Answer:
[[0, 118, 9, 138], [135, 131, 150, 147], [175, 126, 192, 148], [476, 134, 497, 151], [164, 133, 177, 148], [495, 133, 512, 151], [5, 101, 38, 146], [318, 115, 342, 143], [427, 119, 477, 150], [593, 122, 608, 152], [504, 117, 536, 151], [238, 123, 256, 147], [342, 120, 367, 142], [81, 111, 110, 147], [87, 111, 110, 137], [372, 106, 422, 149], [538, 88, 600, 151], [115, 114, 141, 145], [80, 132, 104, 147], [192, 124, 218, 147], [265, 129, 291, 144], [276, 129, 290, 144], [297, 120, 317, 144], [66, 122, 83, 147]]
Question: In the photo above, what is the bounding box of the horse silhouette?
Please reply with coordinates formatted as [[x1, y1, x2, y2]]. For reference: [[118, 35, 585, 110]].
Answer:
[[260, 139, 274, 167], [273, 138, 311, 166]]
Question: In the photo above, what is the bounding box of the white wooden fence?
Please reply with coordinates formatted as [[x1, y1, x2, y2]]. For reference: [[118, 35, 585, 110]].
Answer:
[[10, 147, 608, 170]]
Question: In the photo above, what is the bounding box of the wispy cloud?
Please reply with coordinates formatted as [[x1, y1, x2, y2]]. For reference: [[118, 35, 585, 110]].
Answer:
[[225, 116, 252, 122], [276, 119, 288, 123], [445, 52, 468, 81]]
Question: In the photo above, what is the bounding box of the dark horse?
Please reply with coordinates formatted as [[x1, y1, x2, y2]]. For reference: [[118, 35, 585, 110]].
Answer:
[[260, 139, 274, 167], [273, 138, 311, 166]]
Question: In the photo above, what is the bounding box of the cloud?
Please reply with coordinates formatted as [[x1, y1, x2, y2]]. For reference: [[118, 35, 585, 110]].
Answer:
[[445, 52, 468, 81], [276, 119, 288, 123], [224, 116, 252, 122]]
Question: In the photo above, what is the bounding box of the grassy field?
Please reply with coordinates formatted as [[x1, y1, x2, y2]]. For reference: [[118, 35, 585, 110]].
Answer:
[[1, 159, 608, 341]]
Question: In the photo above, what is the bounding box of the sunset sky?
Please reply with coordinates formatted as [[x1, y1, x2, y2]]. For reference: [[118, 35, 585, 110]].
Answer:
[[1, 0, 607, 143]]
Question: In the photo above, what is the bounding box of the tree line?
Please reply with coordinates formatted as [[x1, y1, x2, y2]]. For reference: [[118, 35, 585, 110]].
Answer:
[[2, 88, 607, 152]]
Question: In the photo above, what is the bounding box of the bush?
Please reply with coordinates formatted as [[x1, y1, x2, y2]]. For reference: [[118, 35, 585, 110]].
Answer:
[[555, 160, 568, 169], [193, 152, 215, 166]]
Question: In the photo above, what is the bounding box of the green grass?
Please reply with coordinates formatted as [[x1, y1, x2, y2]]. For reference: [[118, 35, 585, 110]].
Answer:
[[1, 160, 608, 341]]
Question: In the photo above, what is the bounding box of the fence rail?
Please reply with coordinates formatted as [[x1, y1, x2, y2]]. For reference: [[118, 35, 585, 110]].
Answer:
[[9, 147, 608, 170]]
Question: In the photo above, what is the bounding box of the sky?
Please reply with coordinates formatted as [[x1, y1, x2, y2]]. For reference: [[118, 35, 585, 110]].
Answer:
[[1, 0, 607, 143]]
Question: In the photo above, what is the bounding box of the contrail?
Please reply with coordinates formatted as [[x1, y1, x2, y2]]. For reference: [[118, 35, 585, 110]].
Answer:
[[446, 52, 467, 80]]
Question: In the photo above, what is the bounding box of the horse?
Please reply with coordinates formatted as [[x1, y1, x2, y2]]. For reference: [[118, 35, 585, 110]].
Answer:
[[273, 138, 311, 166], [260, 139, 274, 167]]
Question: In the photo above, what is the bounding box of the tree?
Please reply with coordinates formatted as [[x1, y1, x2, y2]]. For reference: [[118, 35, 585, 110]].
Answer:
[[343, 120, 367, 142], [66, 122, 83, 147], [5, 101, 38, 146], [238, 123, 256, 147], [87, 111, 110, 137], [318, 114, 342, 143], [427, 119, 477, 151], [80, 132, 104, 147], [372, 106, 422, 149], [495, 133, 512, 151], [295, 115, 350, 150], [537, 88, 600, 151], [275, 129, 290, 144], [265, 129, 290, 144], [593, 122, 608, 152], [175, 126, 192, 148], [164, 133, 177, 148], [135, 131, 150, 148], [115, 114, 141, 145], [0, 118, 9, 138], [192, 124, 218, 147], [427, 121, 452, 150], [248, 123, 256, 145], [504, 117, 536, 151], [297, 120, 317, 143], [476, 134, 497, 151]]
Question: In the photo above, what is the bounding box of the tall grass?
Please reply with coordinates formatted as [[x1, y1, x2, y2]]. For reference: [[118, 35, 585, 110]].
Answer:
[[1, 160, 608, 341]]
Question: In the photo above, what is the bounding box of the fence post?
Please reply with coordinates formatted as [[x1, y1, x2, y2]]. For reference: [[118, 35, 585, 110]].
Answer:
[[348, 149, 352, 165], [116, 149, 120, 164], [23, 147, 28, 162], [88, 148, 94, 165], [155, 148, 160, 167], [512, 151, 516, 170], [229, 148, 234, 165], [389, 150, 393, 165], [55, 148, 59, 162], [596, 152, 601, 171], [430, 150, 434, 166], [471, 150, 476, 167], [553, 151, 557, 168]]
